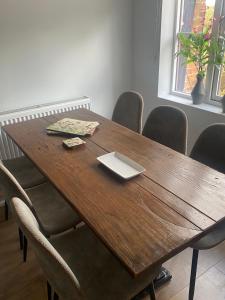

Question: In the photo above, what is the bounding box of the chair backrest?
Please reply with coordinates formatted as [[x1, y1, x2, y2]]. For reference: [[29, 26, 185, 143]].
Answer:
[[112, 91, 144, 133], [190, 124, 225, 174], [11, 197, 83, 300], [0, 162, 32, 207], [0, 162, 47, 233], [142, 105, 188, 154]]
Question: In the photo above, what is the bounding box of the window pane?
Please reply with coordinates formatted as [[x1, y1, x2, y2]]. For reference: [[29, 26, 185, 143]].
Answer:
[[217, 64, 225, 96], [175, 0, 216, 94]]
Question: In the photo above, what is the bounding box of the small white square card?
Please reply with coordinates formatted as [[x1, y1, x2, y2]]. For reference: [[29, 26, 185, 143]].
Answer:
[[63, 137, 86, 148]]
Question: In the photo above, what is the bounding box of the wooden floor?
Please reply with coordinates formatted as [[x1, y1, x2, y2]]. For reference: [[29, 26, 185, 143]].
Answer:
[[1, 207, 225, 300]]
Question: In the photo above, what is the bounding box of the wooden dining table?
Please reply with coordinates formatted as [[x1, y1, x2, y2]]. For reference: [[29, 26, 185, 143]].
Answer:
[[3, 108, 225, 278]]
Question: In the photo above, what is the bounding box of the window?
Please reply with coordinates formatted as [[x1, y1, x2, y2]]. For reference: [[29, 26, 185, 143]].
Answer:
[[172, 0, 225, 102]]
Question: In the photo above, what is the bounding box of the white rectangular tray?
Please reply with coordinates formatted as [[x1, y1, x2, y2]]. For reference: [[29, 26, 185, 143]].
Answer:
[[97, 152, 145, 179]]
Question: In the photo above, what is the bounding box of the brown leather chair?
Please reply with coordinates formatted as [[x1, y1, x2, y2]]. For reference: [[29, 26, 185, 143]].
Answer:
[[142, 106, 188, 154], [112, 91, 144, 133], [189, 124, 225, 300]]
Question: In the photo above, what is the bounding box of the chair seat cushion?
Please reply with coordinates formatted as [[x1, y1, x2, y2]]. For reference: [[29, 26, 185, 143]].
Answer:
[[3, 156, 46, 189], [192, 220, 225, 250], [26, 182, 81, 236], [52, 226, 160, 300]]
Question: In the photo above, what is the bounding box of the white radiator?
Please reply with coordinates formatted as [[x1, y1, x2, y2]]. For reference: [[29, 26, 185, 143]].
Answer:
[[0, 96, 91, 160]]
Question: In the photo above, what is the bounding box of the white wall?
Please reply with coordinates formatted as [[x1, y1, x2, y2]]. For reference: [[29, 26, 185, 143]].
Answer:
[[133, 0, 161, 121], [0, 0, 132, 118], [2, 0, 224, 152], [133, 0, 225, 153]]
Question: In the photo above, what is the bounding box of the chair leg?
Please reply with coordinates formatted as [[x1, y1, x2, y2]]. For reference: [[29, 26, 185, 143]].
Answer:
[[47, 281, 52, 300], [53, 292, 59, 300], [5, 201, 9, 221], [189, 249, 199, 300], [18, 228, 23, 250], [153, 266, 172, 289], [23, 236, 28, 262], [148, 282, 156, 300], [131, 294, 142, 300]]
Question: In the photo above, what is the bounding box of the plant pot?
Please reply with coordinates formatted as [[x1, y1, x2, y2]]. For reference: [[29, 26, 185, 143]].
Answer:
[[221, 95, 225, 113], [191, 75, 205, 105]]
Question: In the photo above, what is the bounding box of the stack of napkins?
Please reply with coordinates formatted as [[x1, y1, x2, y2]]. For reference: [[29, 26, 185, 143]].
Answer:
[[46, 118, 99, 136]]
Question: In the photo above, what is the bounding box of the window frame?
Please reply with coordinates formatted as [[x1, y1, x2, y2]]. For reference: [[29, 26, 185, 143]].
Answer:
[[171, 0, 225, 104]]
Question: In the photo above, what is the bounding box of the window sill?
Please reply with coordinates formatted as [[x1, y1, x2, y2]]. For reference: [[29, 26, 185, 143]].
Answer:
[[158, 92, 225, 116]]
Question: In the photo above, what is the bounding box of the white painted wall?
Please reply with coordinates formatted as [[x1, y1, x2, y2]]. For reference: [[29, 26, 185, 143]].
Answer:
[[0, 0, 132, 118], [2, 0, 224, 152], [133, 0, 225, 153]]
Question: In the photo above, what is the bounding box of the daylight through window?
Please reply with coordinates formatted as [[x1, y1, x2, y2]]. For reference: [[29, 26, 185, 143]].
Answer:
[[173, 0, 225, 101]]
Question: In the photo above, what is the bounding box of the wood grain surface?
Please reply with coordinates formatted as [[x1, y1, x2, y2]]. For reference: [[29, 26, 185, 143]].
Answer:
[[3, 109, 225, 277]]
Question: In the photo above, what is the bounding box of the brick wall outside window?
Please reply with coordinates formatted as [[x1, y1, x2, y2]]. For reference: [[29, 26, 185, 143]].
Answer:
[[184, 0, 206, 93]]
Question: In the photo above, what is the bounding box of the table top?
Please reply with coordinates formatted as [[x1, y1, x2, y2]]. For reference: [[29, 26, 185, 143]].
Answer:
[[3, 109, 225, 277]]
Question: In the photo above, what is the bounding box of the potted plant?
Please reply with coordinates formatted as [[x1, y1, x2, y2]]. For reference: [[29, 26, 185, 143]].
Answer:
[[177, 26, 225, 105]]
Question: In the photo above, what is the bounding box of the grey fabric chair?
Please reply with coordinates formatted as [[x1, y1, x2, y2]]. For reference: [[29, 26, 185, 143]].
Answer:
[[11, 197, 159, 300], [2, 156, 46, 220], [142, 105, 187, 288], [3, 156, 46, 189], [0, 162, 81, 262], [112, 91, 144, 133], [189, 123, 225, 300], [142, 106, 188, 154], [190, 123, 225, 173]]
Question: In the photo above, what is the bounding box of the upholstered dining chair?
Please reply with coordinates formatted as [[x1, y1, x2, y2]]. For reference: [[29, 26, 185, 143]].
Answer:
[[142, 106, 188, 154], [2, 156, 46, 220], [112, 91, 144, 133], [188, 123, 225, 300], [142, 105, 188, 288], [11, 197, 159, 300], [0, 163, 81, 262]]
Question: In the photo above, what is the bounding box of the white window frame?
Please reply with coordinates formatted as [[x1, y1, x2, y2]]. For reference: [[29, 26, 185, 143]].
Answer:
[[171, 0, 225, 105]]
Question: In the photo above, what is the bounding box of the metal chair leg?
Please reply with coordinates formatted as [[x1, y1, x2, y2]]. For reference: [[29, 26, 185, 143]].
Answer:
[[53, 292, 59, 300], [47, 281, 52, 300], [189, 249, 199, 300], [5, 201, 9, 220], [148, 282, 156, 300], [18, 228, 23, 250], [131, 294, 142, 300], [23, 235, 28, 262]]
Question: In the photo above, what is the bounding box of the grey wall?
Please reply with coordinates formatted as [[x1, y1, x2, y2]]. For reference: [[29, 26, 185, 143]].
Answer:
[[133, 0, 225, 153], [0, 0, 132, 118]]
